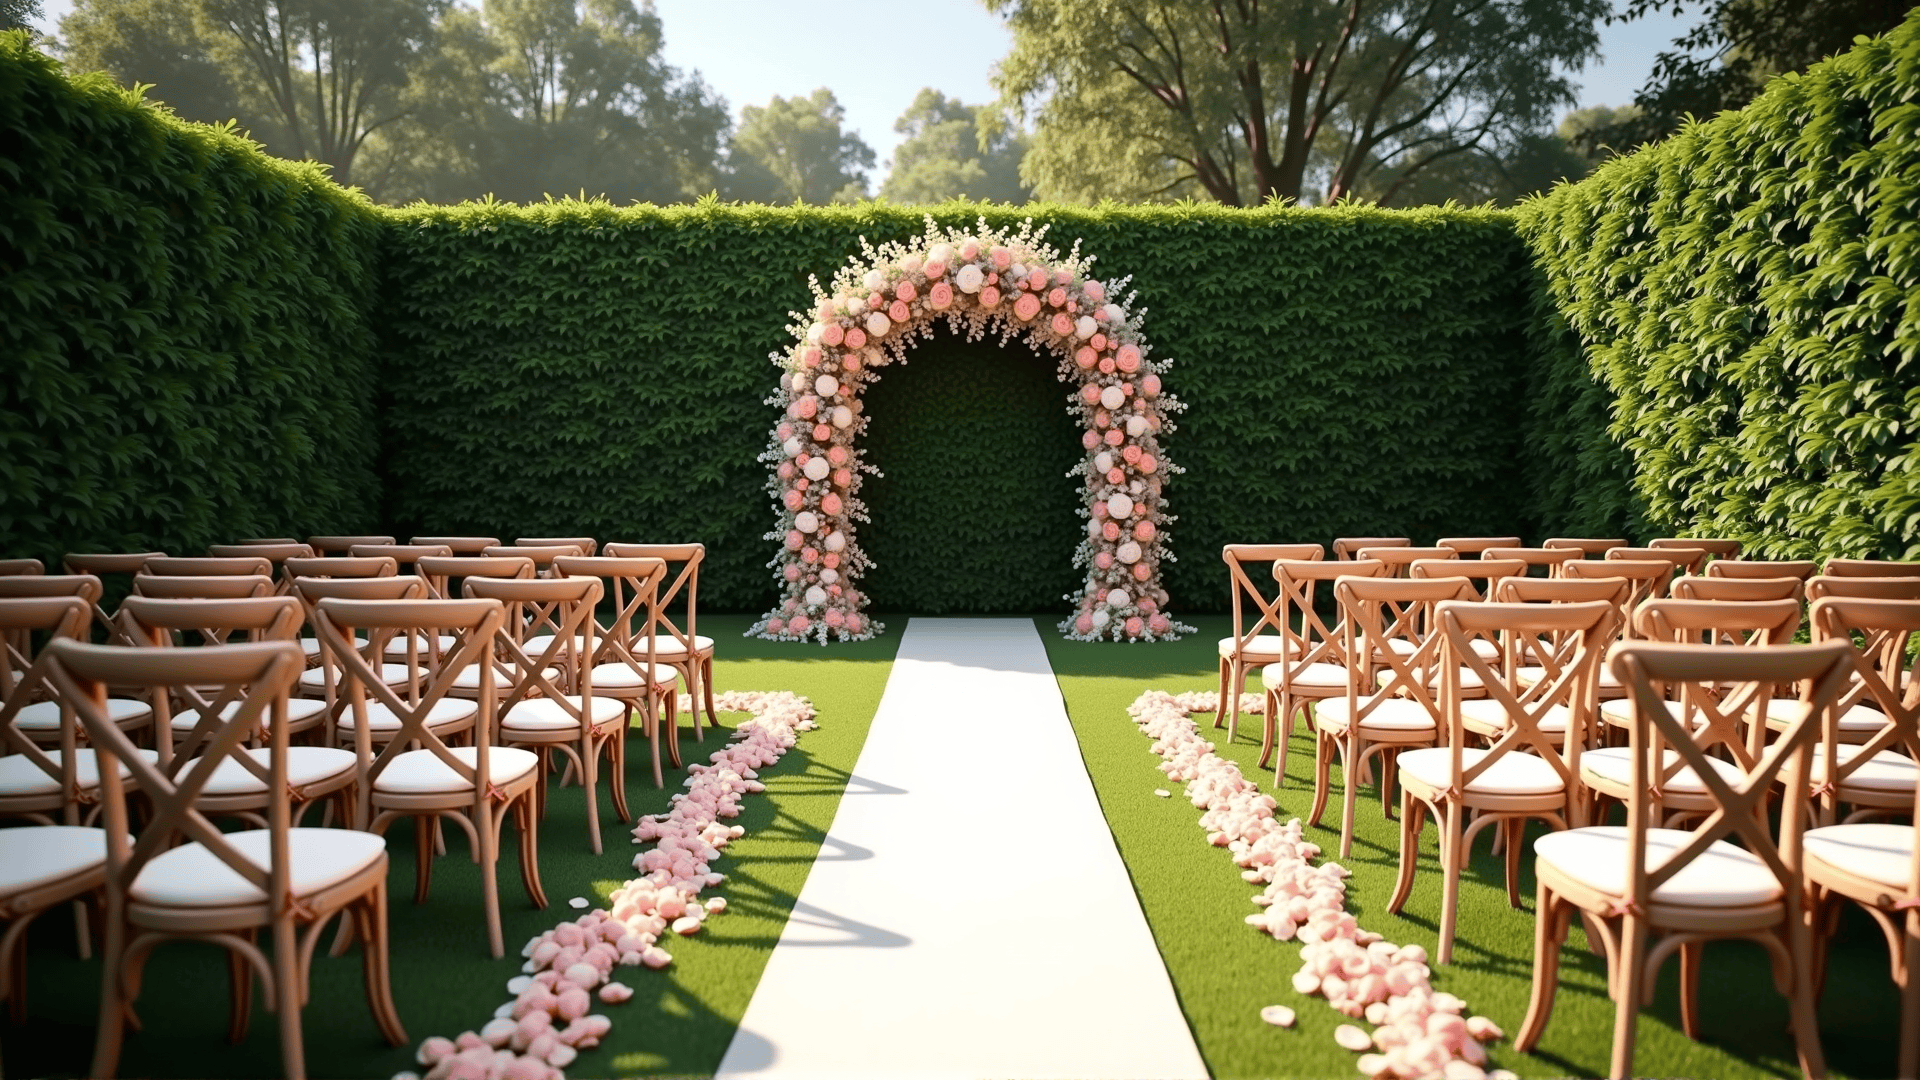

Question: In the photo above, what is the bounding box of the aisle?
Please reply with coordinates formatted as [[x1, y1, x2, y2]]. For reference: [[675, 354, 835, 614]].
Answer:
[[716, 618, 1207, 1080]]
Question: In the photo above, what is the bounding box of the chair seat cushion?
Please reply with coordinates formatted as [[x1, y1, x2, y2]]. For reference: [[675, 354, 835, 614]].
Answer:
[[1459, 698, 1572, 735], [1219, 635, 1290, 661], [1534, 826, 1783, 907], [0, 748, 161, 797], [1580, 746, 1745, 795], [1375, 665, 1485, 691], [0, 826, 109, 897], [521, 634, 589, 658], [1809, 744, 1918, 794], [1385, 638, 1499, 660], [1766, 698, 1890, 733], [650, 635, 714, 660], [335, 697, 477, 733], [13, 697, 150, 731], [300, 635, 365, 658], [501, 696, 627, 731], [130, 827, 386, 907], [374, 747, 539, 795], [1398, 746, 1565, 796], [1804, 824, 1915, 892], [1261, 662, 1349, 692], [1314, 697, 1437, 733], [450, 663, 559, 690], [300, 663, 413, 690], [586, 662, 677, 690], [382, 632, 459, 657], [173, 698, 328, 731], [194, 747, 358, 797]]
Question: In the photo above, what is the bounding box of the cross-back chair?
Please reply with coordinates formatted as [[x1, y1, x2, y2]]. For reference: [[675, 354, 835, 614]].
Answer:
[[517, 536, 598, 556], [408, 537, 501, 555], [1543, 537, 1628, 559], [553, 555, 678, 788], [1825, 558, 1920, 578], [484, 544, 583, 577], [416, 555, 536, 601], [306, 536, 396, 557], [1649, 537, 1741, 574], [133, 573, 275, 600], [1565, 557, 1673, 615], [284, 557, 397, 668], [143, 556, 272, 579], [1213, 544, 1325, 742], [0, 576, 151, 749], [1437, 536, 1523, 558], [0, 596, 123, 828], [317, 596, 543, 958], [1391, 598, 1618, 964], [0, 812, 109, 1027], [1806, 597, 1920, 826], [1333, 537, 1408, 560], [1359, 545, 1456, 578], [1609, 546, 1711, 581], [60, 553, 164, 644], [1259, 559, 1385, 788], [604, 542, 718, 742], [1482, 546, 1582, 578], [1808, 575, 1920, 602], [297, 577, 473, 753], [348, 547, 457, 662], [1517, 639, 1850, 1079], [0, 559, 45, 576], [1670, 575, 1804, 603], [1708, 559, 1815, 581], [207, 544, 316, 596]]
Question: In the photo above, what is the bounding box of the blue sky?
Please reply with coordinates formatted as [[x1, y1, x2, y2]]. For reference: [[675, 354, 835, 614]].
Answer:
[[29, 0, 1703, 186]]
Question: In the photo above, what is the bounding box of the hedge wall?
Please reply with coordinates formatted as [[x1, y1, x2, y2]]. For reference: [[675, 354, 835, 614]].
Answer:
[[376, 201, 1540, 613], [1517, 10, 1920, 558], [0, 33, 385, 564]]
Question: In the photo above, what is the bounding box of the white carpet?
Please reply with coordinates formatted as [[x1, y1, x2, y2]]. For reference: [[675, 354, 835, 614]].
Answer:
[[716, 618, 1207, 1080]]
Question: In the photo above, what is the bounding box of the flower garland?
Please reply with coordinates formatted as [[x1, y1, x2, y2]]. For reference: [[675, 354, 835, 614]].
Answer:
[[752, 216, 1195, 644], [404, 692, 817, 1080], [1130, 690, 1517, 1080]]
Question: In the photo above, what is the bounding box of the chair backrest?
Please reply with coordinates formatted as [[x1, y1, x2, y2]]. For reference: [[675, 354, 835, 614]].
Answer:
[[291, 576, 429, 696], [1493, 574, 1635, 608], [143, 556, 273, 579], [1565, 558, 1673, 615], [417, 556, 535, 601], [1629, 598, 1806, 768], [602, 543, 708, 656], [1271, 559, 1386, 687], [118, 596, 305, 763], [1543, 537, 1627, 557], [1438, 599, 1618, 820], [1217, 544, 1325, 656], [1360, 546, 1456, 578], [0, 574, 105, 604], [1707, 559, 1815, 581], [1334, 574, 1477, 722], [283, 556, 398, 581], [208, 543, 314, 563], [1333, 537, 1409, 561], [552, 556, 667, 687], [316, 598, 504, 827], [1824, 558, 1920, 578], [484, 545, 583, 574], [0, 559, 44, 576], [1670, 575, 1805, 604], [410, 536, 502, 555], [306, 535, 396, 557], [348, 544, 452, 576], [45, 637, 307, 917], [518, 537, 599, 556], [462, 577, 601, 716], [1605, 640, 1852, 915], [1607, 545, 1707, 579], [1806, 575, 1920, 602], [1808, 596, 1920, 811], [132, 573, 276, 601], [1482, 546, 1582, 578], [1436, 536, 1523, 558], [60, 553, 163, 642], [1649, 536, 1741, 570], [1411, 557, 1527, 599], [1, 597, 94, 811], [233, 537, 300, 545]]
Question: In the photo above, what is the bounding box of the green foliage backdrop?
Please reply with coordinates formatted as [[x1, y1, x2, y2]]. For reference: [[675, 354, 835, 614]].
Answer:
[[0, 33, 384, 564], [1517, 10, 1920, 558]]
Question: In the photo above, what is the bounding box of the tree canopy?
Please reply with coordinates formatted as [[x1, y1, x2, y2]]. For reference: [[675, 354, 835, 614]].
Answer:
[[726, 87, 873, 204], [879, 88, 1030, 204]]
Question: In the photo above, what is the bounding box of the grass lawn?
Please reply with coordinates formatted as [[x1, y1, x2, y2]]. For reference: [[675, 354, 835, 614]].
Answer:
[[2, 614, 900, 1080], [1043, 614, 1905, 1080]]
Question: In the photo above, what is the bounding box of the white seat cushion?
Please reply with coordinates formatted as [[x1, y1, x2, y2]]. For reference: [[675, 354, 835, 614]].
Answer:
[[1459, 698, 1572, 736], [450, 663, 559, 690], [172, 698, 328, 731], [1535, 826, 1784, 907], [586, 662, 677, 690], [650, 634, 714, 659], [130, 827, 386, 907], [1314, 697, 1438, 733], [335, 697, 477, 733], [1398, 746, 1565, 795], [1219, 635, 1290, 660], [521, 634, 589, 658], [299, 663, 414, 690], [382, 633, 459, 657], [193, 747, 358, 797], [1805, 824, 1916, 892], [0, 748, 162, 797], [1261, 662, 1349, 692], [501, 696, 627, 732], [0, 826, 109, 896], [300, 634, 365, 657], [1809, 744, 1919, 794], [12, 697, 150, 731], [1581, 746, 1745, 795], [373, 746, 539, 795], [1766, 698, 1890, 733]]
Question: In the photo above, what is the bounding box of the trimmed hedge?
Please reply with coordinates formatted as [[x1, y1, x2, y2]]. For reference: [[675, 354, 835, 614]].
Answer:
[[1517, 10, 1920, 558], [0, 33, 384, 563]]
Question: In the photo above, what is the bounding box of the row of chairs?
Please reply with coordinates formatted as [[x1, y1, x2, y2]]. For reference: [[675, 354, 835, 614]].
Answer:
[[1214, 536, 1919, 1078]]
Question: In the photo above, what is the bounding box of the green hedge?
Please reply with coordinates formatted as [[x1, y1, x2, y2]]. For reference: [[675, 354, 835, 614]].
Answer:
[[376, 201, 1541, 613], [1517, 10, 1920, 558], [0, 33, 384, 563]]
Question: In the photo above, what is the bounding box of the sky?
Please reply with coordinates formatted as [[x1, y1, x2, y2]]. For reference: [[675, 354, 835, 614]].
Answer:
[[27, 0, 1703, 186]]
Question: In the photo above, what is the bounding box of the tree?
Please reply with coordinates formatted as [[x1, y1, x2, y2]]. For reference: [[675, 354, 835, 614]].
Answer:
[[1580, 0, 1914, 154], [879, 88, 1031, 204], [728, 88, 873, 204], [989, 0, 1608, 206], [2, 0, 43, 32], [58, 0, 253, 132]]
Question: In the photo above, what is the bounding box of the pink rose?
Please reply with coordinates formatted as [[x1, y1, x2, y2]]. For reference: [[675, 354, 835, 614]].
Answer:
[[1084, 280, 1105, 304], [1048, 287, 1068, 307], [766, 617, 785, 634], [1092, 501, 1109, 520], [844, 613, 863, 634], [1133, 520, 1156, 541], [1138, 597, 1157, 614], [889, 299, 910, 323], [1080, 383, 1102, 405], [1095, 410, 1110, 428], [1125, 617, 1144, 636], [1142, 373, 1162, 396], [979, 286, 1002, 307], [827, 584, 841, 596], [1122, 445, 1142, 463], [827, 445, 850, 465], [1102, 521, 1122, 541], [789, 615, 810, 633], [816, 299, 835, 319], [1090, 333, 1107, 351], [990, 246, 1011, 269], [782, 489, 804, 511], [777, 422, 793, 439], [1095, 551, 1114, 569], [824, 609, 846, 628], [844, 328, 867, 349], [1051, 312, 1074, 336], [1028, 270, 1048, 291], [785, 530, 804, 550], [1116, 344, 1142, 372], [782, 564, 801, 582], [801, 547, 818, 564], [1131, 563, 1152, 582], [832, 468, 853, 487], [924, 261, 946, 279], [1075, 347, 1097, 369], [822, 552, 840, 569], [895, 281, 917, 302], [793, 395, 819, 419], [929, 282, 954, 309], [1139, 454, 1157, 474], [958, 239, 981, 261], [821, 324, 844, 346], [1075, 614, 1095, 634], [1149, 614, 1170, 634], [821, 493, 843, 515], [1105, 429, 1124, 446], [801, 346, 821, 367], [1098, 357, 1115, 374], [1014, 294, 1042, 321], [1081, 431, 1100, 450], [813, 423, 832, 441], [777, 461, 795, 480], [1106, 467, 1125, 484], [1053, 269, 1072, 286], [843, 353, 861, 372]]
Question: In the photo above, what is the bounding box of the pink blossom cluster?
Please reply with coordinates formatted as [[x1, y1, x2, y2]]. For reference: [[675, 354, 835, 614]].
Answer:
[[751, 217, 1191, 645], [1129, 690, 1514, 1080], [403, 692, 816, 1080]]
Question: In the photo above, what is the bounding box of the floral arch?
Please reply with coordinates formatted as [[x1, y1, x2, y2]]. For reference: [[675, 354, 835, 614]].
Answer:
[[751, 219, 1194, 645]]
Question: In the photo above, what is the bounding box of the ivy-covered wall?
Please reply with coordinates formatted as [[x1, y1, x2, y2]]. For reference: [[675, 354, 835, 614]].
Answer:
[[0, 33, 385, 564], [1517, 10, 1920, 558]]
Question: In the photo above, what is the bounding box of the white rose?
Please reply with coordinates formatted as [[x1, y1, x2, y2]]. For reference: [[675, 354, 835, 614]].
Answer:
[[1088, 519, 1104, 539], [782, 437, 804, 457], [1075, 315, 1097, 339], [1107, 493, 1135, 519], [814, 374, 840, 397], [955, 264, 984, 293], [848, 296, 867, 316], [802, 457, 830, 481], [831, 405, 853, 428], [1093, 451, 1114, 473], [1010, 263, 1027, 281], [806, 323, 824, 343], [1102, 304, 1125, 324], [819, 568, 839, 585], [900, 254, 923, 273], [1106, 588, 1131, 608], [1116, 541, 1142, 564], [1126, 415, 1148, 437], [863, 269, 887, 291], [865, 311, 891, 338], [804, 586, 827, 606], [1099, 385, 1125, 410], [928, 242, 953, 265], [1091, 609, 1111, 628], [823, 531, 846, 552], [794, 511, 820, 533]]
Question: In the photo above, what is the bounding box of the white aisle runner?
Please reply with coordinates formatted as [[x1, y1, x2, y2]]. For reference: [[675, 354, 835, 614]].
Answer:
[[716, 618, 1207, 1080]]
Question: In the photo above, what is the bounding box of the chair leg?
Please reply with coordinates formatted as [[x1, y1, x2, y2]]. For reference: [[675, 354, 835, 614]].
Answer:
[[1504, 818, 1524, 909], [1785, 899, 1829, 1080], [664, 692, 681, 769], [647, 701, 665, 788], [413, 815, 434, 905], [1226, 660, 1245, 742], [1609, 914, 1649, 1080], [607, 729, 631, 823], [90, 898, 129, 1079], [273, 913, 306, 1080], [1515, 880, 1565, 1053], [1678, 939, 1703, 1040], [356, 881, 407, 1046], [479, 800, 503, 959], [1214, 657, 1230, 729], [700, 655, 718, 735], [1388, 787, 1422, 915], [582, 731, 602, 856], [1339, 735, 1363, 859], [1308, 727, 1333, 827], [227, 928, 254, 1042], [1257, 689, 1278, 770], [1378, 748, 1397, 821], [1897, 911, 1919, 1080], [1437, 802, 1463, 965], [517, 793, 547, 910]]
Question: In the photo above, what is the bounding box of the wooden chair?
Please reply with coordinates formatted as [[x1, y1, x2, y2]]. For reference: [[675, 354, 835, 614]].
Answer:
[[60, 553, 164, 643], [517, 537, 598, 556], [47, 637, 405, 1079], [484, 544, 583, 577], [0, 819, 109, 1026], [0, 577, 152, 749], [284, 556, 398, 582], [1333, 537, 1408, 560], [1708, 559, 1816, 581], [350, 547, 455, 662], [1543, 537, 1628, 558], [1670, 575, 1804, 603], [1824, 559, 1920, 578], [1437, 536, 1523, 558], [143, 556, 273, 579], [295, 577, 466, 750], [1808, 575, 1920, 602], [208, 544, 316, 594], [1649, 537, 1741, 574], [305, 536, 396, 557], [1390, 598, 1617, 963], [0, 559, 44, 576], [1497, 574, 1636, 708], [553, 556, 678, 789], [1313, 575, 1477, 858], [468, 576, 630, 854], [1805, 596, 1920, 826], [233, 538, 301, 545], [1607, 546, 1706, 584], [1260, 559, 1385, 787], [1483, 546, 1582, 578], [1359, 545, 1456, 578], [132, 573, 275, 600], [605, 543, 718, 742], [1565, 557, 1673, 613], [409, 537, 501, 555], [0, 596, 133, 828], [317, 596, 543, 958], [1213, 544, 1324, 742], [1516, 639, 1849, 1079], [417, 555, 536, 601]]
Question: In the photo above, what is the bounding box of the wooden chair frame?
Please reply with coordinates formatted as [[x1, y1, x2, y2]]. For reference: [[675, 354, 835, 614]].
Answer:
[[1708, 559, 1815, 581], [0, 559, 45, 576], [517, 537, 598, 556], [132, 574, 275, 601], [553, 556, 676, 789], [1261, 559, 1384, 786], [408, 537, 501, 556], [60, 553, 164, 644], [1, 597, 99, 827], [1437, 536, 1523, 558], [305, 536, 396, 558], [1670, 576, 1804, 603], [1214, 544, 1324, 743], [1333, 537, 1409, 560], [1543, 538, 1628, 558], [1807, 597, 1920, 825], [604, 543, 718, 743]]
